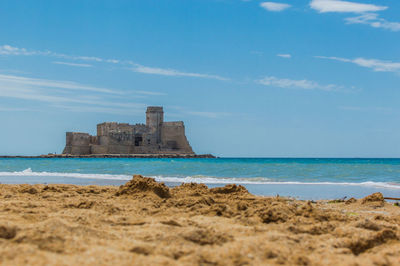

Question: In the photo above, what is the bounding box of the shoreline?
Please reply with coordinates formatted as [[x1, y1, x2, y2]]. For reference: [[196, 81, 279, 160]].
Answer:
[[0, 153, 216, 159], [0, 175, 399, 265], [1, 175, 400, 200]]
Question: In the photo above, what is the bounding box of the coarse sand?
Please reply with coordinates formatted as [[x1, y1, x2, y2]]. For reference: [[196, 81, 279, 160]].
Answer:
[[0, 175, 399, 265]]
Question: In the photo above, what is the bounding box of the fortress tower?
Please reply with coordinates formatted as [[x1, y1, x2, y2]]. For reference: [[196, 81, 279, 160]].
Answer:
[[146, 106, 164, 144]]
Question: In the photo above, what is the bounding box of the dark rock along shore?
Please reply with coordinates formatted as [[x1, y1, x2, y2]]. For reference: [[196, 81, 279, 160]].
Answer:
[[0, 154, 216, 159]]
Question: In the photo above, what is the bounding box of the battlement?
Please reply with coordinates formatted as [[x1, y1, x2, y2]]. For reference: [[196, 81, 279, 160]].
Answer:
[[97, 122, 133, 136], [63, 107, 194, 155], [163, 121, 184, 127], [146, 106, 163, 113], [98, 122, 131, 126]]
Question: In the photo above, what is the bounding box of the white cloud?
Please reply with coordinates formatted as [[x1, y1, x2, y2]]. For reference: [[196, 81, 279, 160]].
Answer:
[[0, 73, 161, 114], [53, 61, 93, 68], [167, 106, 230, 119], [258, 76, 342, 91], [0, 74, 119, 94], [309, 0, 399, 31], [0, 74, 164, 102], [0, 45, 48, 56], [315, 55, 351, 63], [186, 111, 230, 119], [345, 13, 400, 32], [0, 44, 229, 81], [106, 59, 120, 64], [352, 58, 400, 72], [132, 90, 166, 96], [260, 2, 291, 12], [315, 56, 400, 73], [277, 54, 291, 58], [310, 0, 387, 13], [0, 45, 30, 55], [51, 104, 144, 115], [131, 65, 229, 81]]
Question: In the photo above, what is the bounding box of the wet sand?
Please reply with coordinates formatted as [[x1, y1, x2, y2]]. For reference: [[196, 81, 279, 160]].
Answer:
[[0, 175, 399, 265]]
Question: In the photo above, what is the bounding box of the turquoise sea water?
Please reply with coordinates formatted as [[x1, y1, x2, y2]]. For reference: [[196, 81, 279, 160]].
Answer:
[[1, 158, 399, 200]]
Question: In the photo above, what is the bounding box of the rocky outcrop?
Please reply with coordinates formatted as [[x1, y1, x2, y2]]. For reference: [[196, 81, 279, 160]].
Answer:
[[0, 154, 216, 159]]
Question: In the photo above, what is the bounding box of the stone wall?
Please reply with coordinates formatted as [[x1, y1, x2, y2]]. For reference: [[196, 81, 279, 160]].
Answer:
[[146, 106, 163, 144], [90, 145, 108, 154], [97, 122, 133, 136], [161, 122, 194, 154], [63, 132, 91, 155]]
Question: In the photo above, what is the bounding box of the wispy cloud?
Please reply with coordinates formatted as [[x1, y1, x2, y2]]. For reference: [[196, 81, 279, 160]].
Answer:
[[345, 13, 400, 32], [51, 104, 144, 115], [0, 44, 228, 81], [260, 2, 291, 12], [0, 44, 49, 56], [258, 76, 343, 91], [52, 61, 93, 68], [0, 85, 128, 107], [309, 0, 399, 31], [315, 56, 400, 73], [132, 90, 167, 96], [0, 73, 119, 94], [167, 106, 231, 119], [310, 0, 387, 13], [277, 54, 291, 58], [0, 73, 165, 114], [186, 111, 231, 119], [131, 65, 229, 81], [50, 51, 116, 63]]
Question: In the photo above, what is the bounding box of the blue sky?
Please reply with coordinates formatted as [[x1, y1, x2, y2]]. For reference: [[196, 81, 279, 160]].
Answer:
[[0, 0, 399, 157]]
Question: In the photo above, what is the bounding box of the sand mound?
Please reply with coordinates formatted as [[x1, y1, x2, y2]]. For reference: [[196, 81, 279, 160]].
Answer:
[[171, 183, 209, 196], [210, 184, 249, 195], [115, 175, 171, 198], [1, 181, 400, 265], [259, 201, 296, 223], [345, 197, 357, 204], [361, 192, 385, 207], [116, 176, 248, 200], [361, 192, 384, 203]]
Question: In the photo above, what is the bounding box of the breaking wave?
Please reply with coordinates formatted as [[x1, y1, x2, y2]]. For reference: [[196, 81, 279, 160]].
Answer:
[[0, 168, 131, 180], [0, 168, 400, 189]]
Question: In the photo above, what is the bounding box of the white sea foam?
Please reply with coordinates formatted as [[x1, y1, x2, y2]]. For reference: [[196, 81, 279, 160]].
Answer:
[[0, 169, 399, 189], [0, 168, 131, 180]]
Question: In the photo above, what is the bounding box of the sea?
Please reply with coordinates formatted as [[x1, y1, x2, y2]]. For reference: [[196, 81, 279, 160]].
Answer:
[[0, 158, 399, 200]]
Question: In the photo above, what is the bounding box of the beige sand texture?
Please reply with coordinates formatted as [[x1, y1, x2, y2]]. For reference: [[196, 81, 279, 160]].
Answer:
[[0, 175, 400, 265]]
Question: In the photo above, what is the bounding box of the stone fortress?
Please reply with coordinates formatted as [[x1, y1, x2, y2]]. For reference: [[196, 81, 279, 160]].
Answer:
[[63, 107, 195, 155]]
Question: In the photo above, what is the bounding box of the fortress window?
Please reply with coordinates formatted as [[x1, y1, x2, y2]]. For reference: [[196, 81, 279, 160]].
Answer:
[[134, 136, 142, 146]]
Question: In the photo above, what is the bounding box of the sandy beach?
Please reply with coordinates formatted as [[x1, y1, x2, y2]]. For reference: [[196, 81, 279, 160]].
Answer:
[[0, 175, 399, 265]]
